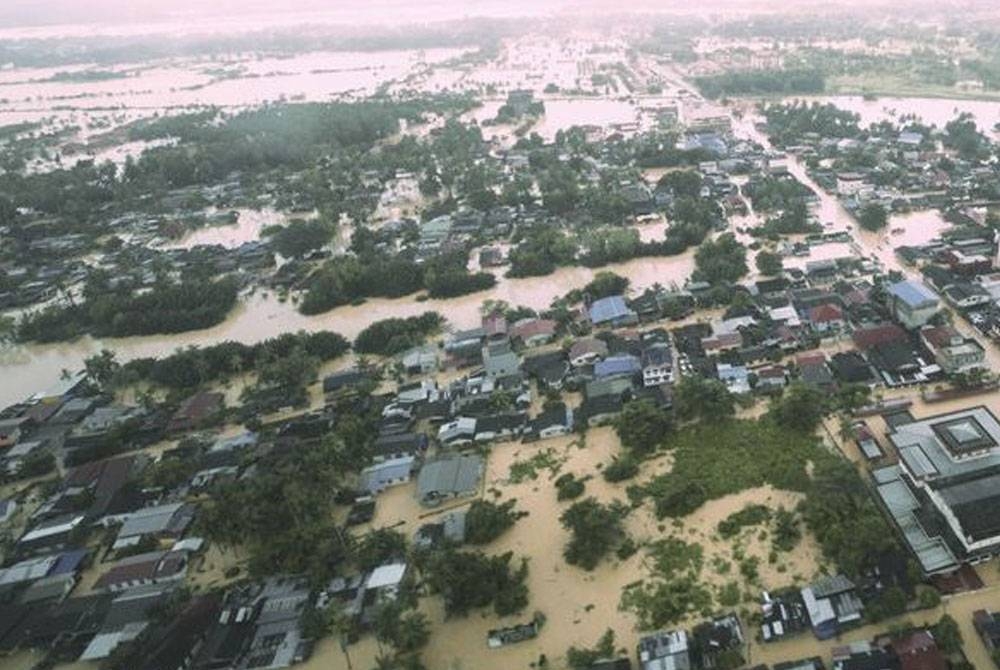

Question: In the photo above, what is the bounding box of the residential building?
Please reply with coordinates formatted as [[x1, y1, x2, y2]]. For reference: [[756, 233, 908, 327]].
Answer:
[[973, 609, 1000, 655], [359, 457, 416, 495], [570, 338, 609, 367], [107, 502, 196, 552], [801, 574, 864, 639], [167, 392, 224, 433], [887, 281, 940, 329], [589, 296, 638, 328], [0, 417, 27, 449], [416, 454, 483, 507], [638, 629, 690, 670], [808, 303, 846, 334], [717, 363, 751, 394], [920, 326, 986, 374], [93, 550, 188, 593], [831, 641, 899, 670], [595, 354, 641, 380], [642, 344, 674, 388], [438, 417, 477, 446], [510, 318, 558, 347], [888, 630, 946, 670]]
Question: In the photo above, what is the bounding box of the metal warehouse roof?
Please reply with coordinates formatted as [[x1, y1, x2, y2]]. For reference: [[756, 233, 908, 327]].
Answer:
[[888, 280, 938, 307]]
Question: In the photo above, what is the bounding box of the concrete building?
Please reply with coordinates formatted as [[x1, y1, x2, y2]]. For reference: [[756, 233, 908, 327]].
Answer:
[[887, 280, 940, 329], [920, 326, 986, 374], [873, 406, 1000, 574]]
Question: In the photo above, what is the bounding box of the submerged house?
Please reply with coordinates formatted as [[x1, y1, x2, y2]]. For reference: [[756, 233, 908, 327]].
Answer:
[[416, 454, 483, 507]]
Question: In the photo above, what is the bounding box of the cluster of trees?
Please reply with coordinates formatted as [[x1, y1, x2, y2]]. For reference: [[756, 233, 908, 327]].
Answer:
[[767, 383, 828, 433], [353, 312, 443, 356], [614, 399, 673, 456], [744, 177, 814, 213], [264, 218, 337, 258], [18, 276, 240, 343], [751, 202, 821, 239], [199, 413, 377, 578], [944, 113, 988, 159], [464, 499, 524, 544], [119, 331, 350, 390], [763, 102, 861, 147], [299, 255, 424, 314], [693, 233, 748, 285], [567, 629, 618, 669], [755, 250, 784, 276], [508, 226, 577, 277], [694, 69, 825, 99], [857, 203, 889, 232], [631, 417, 814, 518], [560, 497, 629, 570], [619, 537, 711, 629], [300, 250, 494, 314], [423, 251, 497, 298], [662, 196, 724, 255], [421, 549, 529, 617], [800, 457, 899, 577]]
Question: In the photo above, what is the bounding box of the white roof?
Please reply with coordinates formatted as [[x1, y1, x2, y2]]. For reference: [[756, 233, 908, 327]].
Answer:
[[172, 537, 205, 553], [366, 562, 407, 590], [0, 554, 58, 586], [20, 515, 85, 543]]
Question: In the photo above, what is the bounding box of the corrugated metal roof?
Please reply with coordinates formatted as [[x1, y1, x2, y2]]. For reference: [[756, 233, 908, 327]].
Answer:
[[889, 280, 938, 307]]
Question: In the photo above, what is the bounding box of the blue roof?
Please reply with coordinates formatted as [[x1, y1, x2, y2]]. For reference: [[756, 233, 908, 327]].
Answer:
[[50, 549, 89, 576], [594, 355, 641, 378], [589, 296, 631, 324], [888, 280, 938, 308]]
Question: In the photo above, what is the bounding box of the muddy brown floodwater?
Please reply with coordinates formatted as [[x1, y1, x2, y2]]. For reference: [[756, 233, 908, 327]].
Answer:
[[301, 427, 824, 670], [0, 248, 696, 409]]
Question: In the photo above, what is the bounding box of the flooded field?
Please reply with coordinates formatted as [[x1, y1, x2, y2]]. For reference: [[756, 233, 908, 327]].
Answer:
[[789, 95, 1000, 134]]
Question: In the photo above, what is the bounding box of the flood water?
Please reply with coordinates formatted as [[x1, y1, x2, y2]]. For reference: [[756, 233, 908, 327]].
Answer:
[[0, 47, 982, 414], [789, 95, 1000, 135], [0, 248, 695, 408]]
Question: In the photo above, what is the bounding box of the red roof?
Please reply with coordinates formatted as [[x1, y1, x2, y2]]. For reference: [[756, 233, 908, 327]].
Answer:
[[889, 631, 947, 670], [921, 325, 961, 349], [796, 351, 827, 366], [852, 324, 908, 351], [511, 318, 557, 341], [809, 303, 844, 324], [482, 311, 508, 337]]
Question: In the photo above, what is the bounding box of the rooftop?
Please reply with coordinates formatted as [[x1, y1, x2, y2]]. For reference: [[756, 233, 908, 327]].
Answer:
[[889, 280, 939, 308]]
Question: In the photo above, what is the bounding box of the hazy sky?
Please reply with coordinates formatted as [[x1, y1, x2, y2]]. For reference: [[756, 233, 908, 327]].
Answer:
[[0, 0, 566, 29], [0, 0, 992, 31]]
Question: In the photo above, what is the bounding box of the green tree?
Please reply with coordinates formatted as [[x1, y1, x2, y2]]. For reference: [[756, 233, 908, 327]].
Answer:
[[566, 629, 616, 668], [857, 203, 888, 232], [933, 614, 963, 654], [768, 383, 827, 433], [560, 498, 626, 570], [674, 376, 734, 423], [84, 349, 121, 389], [465, 499, 522, 545], [583, 271, 630, 300], [755, 250, 784, 276], [693, 233, 747, 284], [615, 399, 672, 456]]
